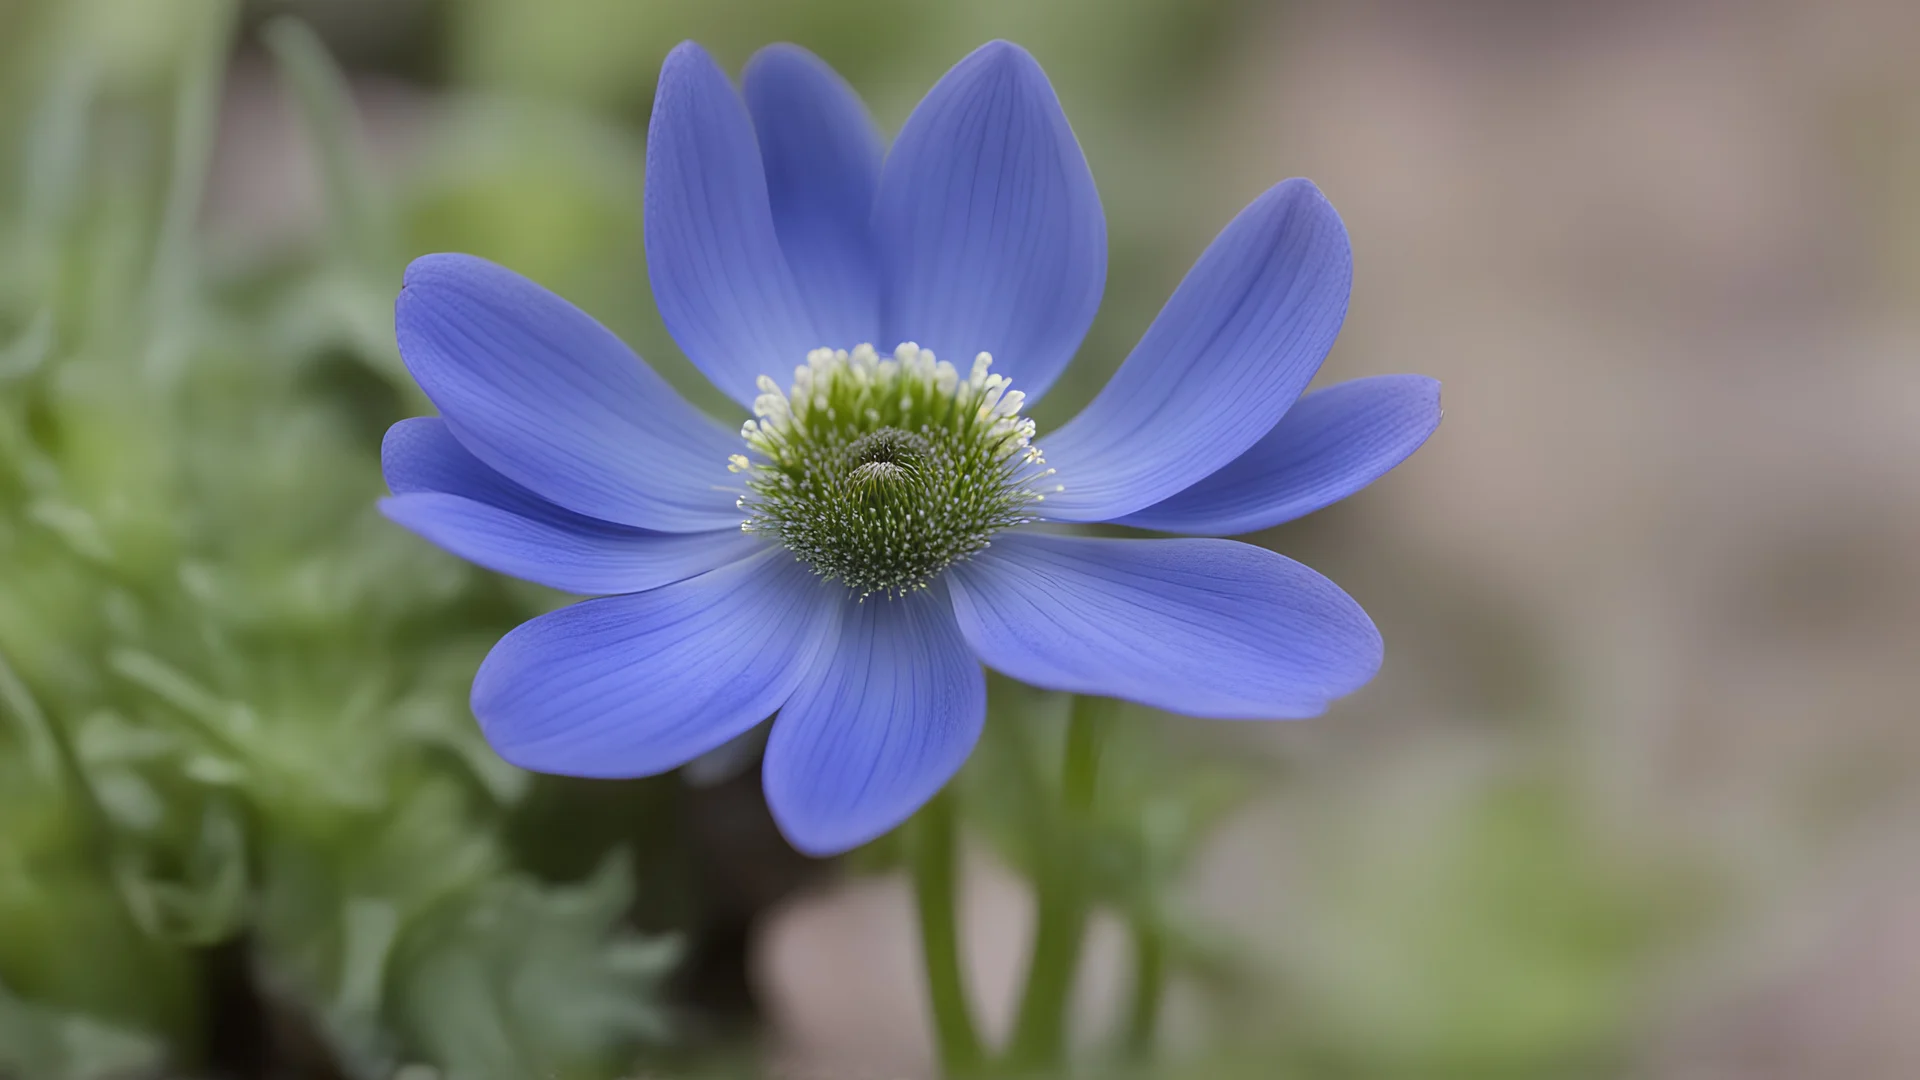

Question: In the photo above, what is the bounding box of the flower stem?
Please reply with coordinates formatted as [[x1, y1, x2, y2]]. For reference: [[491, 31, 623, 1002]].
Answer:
[[1006, 694, 1108, 1070], [912, 788, 984, 1075], [1123, 919, 1165, 1059]]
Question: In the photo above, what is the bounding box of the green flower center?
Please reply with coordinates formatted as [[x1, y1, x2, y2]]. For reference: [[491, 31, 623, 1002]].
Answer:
[[730, 343, 1057, 599]]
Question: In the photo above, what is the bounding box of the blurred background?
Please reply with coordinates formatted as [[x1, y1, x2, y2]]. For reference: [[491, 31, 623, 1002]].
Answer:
[[2, 0, 1918, 1077]]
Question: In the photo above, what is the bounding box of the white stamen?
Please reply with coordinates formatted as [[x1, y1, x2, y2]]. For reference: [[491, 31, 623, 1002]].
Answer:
[[729, 342, 1058, 598]]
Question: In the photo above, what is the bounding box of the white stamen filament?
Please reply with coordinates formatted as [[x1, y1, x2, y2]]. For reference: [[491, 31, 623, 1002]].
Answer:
[[729, 342, 1057, 598]]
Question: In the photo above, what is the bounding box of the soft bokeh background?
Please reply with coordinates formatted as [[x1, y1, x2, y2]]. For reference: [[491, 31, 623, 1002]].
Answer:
[[3, 0, 1918, 1077]]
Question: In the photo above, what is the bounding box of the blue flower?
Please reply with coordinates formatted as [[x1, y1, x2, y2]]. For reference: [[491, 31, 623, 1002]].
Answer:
[[381, 40, 1441, 856]]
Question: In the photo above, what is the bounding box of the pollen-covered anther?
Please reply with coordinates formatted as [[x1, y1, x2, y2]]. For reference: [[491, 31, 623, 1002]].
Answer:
[[731, 342, 1055, 598]]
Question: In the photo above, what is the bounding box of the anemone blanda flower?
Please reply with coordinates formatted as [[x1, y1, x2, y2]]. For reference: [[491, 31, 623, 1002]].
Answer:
[[380, 40, 1441, 855]]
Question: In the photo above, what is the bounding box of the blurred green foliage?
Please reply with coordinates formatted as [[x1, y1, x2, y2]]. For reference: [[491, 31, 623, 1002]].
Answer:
[[0, 3, 672, 1076], [1272, 773, 1683, 1080], [1170, 799, 1684, 1080]]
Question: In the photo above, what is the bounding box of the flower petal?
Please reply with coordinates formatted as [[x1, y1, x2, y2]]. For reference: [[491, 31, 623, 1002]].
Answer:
[[764, 585, 984, 856], [471, 548, 838, 778], [647, 41, 822, 407], [395, 253, 742, 532], [948, 533, 1380, 719], [1038, 180, 1352, 522], [742, 44, 883, 349], [379, 414, 586, 514], [872, 40, 1105, 403], [380, 493, 761, 596], [1118, 375, 1441, 535], [380, 417, 762, 594]]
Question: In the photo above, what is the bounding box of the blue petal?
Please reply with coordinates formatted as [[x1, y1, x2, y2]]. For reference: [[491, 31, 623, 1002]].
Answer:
[[382, 493, 764, 596], [948, 533, 1380, 719], [743, 44, 883, 350], [647, 41, 822, 407], [381, 414, 587, 514], [872, 40, 1105, 403], [764, 584, 984, 856], [380, 417, 761, 594], [1038, 180, 1352, 522], [1118, 375, 1441, 535], [395, 254, 742, 533], [470, 548, 839, 778]]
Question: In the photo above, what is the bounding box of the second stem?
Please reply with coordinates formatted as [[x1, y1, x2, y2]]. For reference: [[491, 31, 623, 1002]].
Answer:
[[1006, 693, 1107, 1069]]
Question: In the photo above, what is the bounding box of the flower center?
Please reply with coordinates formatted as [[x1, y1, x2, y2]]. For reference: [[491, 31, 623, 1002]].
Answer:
[[730, 343, 1055, 599]]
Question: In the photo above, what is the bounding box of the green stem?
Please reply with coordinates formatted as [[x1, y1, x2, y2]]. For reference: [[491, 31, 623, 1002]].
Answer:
[[1123, 920, 1165, 1059], [1006, 694, 1108, 1070], [912, 788, 984, 1074]]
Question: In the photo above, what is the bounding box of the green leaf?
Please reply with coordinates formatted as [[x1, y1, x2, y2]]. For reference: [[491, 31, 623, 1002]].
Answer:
[[112, 797, 248, 945], [389, 854, 679, 1080], [262, 17, 391, 271], [0, 987, 164, 1080], [139, 0, 237, 383]]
